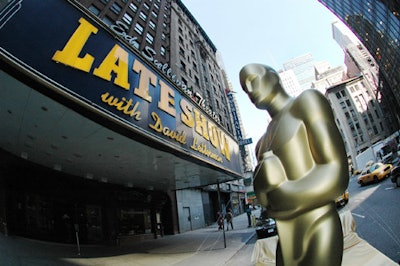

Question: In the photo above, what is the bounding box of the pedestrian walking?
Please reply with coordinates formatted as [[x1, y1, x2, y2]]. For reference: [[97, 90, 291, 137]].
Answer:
[[246, 205, 252, 227], [217, 212, 224, 231], [225, 209, 233, 230]]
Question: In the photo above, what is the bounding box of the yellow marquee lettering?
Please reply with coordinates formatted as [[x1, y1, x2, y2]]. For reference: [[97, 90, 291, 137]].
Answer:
[[101, 92, 141, 120], [101, 92, 118, 105], [208, 123, 219, 148], [158, 79, 176, 117], [52, 17, 98, 72], [194, 109, 209, 140], [149, 112, 163, 132], [218, 131, 230, 161], [180, 98, 194, 128], [149, 112, 186, 144], [191, 137, 222, 163], [93, 44, 130, 90], [132, 60, 155, 102]]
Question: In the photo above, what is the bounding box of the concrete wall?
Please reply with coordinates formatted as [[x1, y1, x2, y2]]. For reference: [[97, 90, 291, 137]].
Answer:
[[176, 189, 205, 233]]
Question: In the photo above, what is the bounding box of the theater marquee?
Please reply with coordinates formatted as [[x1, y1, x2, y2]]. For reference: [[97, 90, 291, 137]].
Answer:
[[0, 0, 242, 175]]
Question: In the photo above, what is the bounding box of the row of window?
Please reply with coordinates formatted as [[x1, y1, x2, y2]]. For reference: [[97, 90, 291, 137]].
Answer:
[[175, 16, 228, 121], [88, 0, 170, 59], [87, 0, 233, 135]]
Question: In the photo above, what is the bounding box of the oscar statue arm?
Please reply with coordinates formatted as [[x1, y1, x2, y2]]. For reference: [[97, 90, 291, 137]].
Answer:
[[253, 149, 287, 207], [268, 90, 349, 219]]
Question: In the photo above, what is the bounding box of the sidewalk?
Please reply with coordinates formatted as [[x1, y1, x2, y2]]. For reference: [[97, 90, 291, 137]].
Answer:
[[0, 209, 260, 266]]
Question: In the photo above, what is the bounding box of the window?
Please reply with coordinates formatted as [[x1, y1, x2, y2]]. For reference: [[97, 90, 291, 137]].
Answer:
[[182, 77, 187, 86], [139, 11, 147, 21], [160, 46, 166, 56], [130, 40, 140, 49], [180, 61, 186, 72], [368, 113, 374, 122], [88, 5, 100, 15], [102, 16, 113, 26], [110, 3, 122, 14], [149, 20, 156, 30], [151, 11, 158, 18], [146, 33, 154, 45], [134, 23, 144, 35], [122, 13, 133, 25], [129, 3, 137, 12], [144, 3, 150, 10]]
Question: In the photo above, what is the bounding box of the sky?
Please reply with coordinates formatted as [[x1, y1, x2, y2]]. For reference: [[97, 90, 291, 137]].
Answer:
[[181, 0, 346, 162]]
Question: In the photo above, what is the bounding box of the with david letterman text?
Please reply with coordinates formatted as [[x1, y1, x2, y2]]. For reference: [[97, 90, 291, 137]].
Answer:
[[51, 17, 230, 162]]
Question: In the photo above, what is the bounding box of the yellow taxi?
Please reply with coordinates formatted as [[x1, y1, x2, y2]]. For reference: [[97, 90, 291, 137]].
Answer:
[[335, 190, 349, 207], [357, 162, 393, 186]]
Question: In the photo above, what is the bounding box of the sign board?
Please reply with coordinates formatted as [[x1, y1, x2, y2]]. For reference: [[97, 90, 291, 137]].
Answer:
[[0, 0, 242, 175], [239, 138, 253, 146]]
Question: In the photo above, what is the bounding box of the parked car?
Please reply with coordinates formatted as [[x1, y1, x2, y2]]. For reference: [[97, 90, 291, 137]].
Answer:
[[335, 190, 349, 207], [390, 160, 400, 187], [255, 209, 278, 239], [357, 162, 393, 186]]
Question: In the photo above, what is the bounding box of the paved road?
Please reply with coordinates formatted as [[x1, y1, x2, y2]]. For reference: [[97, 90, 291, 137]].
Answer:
[[225, 234, 257, 266], [341, 173, 400, 263], [0, 210, 260, 266]]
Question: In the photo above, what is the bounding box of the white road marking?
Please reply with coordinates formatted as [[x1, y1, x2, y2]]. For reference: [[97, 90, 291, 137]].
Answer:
[[352, 213, 365, 218]]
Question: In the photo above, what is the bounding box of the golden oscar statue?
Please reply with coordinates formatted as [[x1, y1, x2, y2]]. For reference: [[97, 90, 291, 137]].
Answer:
[[240, 64, 349, 266]]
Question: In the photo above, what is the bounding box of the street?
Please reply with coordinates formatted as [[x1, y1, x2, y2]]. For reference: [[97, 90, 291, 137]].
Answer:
[[343, 173, 400, 263], [225, 234, 257, 266], [228, 173, 400, 265]]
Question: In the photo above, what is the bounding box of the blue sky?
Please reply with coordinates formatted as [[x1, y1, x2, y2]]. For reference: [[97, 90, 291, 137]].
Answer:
[[181, 1, 345, 161]]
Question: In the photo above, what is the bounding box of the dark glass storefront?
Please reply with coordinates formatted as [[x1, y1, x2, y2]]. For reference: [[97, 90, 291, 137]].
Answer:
[[0, 149, 173, 245]]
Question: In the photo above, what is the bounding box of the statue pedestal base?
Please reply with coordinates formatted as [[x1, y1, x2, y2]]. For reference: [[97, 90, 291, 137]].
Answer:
[[252, 211, 397, 265]]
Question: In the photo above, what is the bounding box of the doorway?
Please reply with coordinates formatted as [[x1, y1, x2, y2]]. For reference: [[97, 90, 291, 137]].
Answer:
[[182, 207, 192, 232]]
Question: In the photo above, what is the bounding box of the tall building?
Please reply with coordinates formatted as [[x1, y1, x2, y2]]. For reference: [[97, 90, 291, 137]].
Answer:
[[318, 0, 400, 132], [332, 21, 380, 91], [283, 53, 316, 91], [312, 63, 346, 94], [79, 0, 235, 135], [278, 69, 302, 97], [318, 20, 391, 168], [0, 0, 245, 244], [325, 76, 388, 169]]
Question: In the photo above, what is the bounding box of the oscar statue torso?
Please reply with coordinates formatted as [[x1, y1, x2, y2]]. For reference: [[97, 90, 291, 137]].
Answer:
[[254, 91, 347, 266]]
